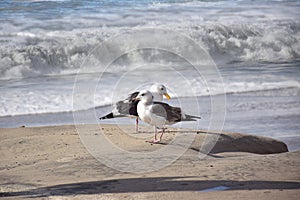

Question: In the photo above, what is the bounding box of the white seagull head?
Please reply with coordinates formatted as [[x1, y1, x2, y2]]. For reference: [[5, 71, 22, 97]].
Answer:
[[136, 90, 153, 104], [150, 84, 171, 100]]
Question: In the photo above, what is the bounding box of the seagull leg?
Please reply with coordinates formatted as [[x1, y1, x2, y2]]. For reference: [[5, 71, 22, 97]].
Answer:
[[153, 126, 161, 143], [146, 126, 161, 144], [159, 127, 165, 141], [135, 117, 139, 133]]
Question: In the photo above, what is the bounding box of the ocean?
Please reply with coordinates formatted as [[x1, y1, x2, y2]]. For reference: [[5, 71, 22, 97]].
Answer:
[[0, 0, 299, 150]]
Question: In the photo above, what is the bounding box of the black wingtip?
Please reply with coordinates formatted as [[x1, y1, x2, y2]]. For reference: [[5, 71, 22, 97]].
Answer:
[[185, 114, 201, 120], [99, 112, 114, 120]]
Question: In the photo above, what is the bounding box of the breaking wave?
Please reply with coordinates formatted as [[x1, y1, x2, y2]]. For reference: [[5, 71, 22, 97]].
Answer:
[[0, 0, 299, 80]]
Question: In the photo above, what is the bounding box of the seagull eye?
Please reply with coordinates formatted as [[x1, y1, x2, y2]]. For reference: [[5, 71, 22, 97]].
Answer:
[[160, 88, 164, 90], [141, 93, 145, 96]]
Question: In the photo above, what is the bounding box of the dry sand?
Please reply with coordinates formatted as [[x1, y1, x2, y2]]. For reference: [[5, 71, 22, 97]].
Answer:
[[0, 124, 299, 199]]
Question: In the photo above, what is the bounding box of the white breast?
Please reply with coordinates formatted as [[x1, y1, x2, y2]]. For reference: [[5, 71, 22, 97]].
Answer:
[[137, 102, 166, 128]]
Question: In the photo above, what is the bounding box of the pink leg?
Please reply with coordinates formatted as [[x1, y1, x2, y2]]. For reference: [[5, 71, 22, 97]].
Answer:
[[146, 126, 161, 144], [135, 118, 139, 133], [159, 127, 165, 141]]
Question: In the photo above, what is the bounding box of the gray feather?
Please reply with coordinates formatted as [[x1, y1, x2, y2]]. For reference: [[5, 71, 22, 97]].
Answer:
[[152, 102, 182, 123]]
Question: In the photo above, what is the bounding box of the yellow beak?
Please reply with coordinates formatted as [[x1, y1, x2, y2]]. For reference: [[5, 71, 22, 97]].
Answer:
[[164, 93, 171, 100]]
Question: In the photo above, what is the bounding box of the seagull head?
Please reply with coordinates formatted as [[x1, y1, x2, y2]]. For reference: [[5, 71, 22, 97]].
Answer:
[[150, 84, 171, 100], [135, 90, 153, 103]]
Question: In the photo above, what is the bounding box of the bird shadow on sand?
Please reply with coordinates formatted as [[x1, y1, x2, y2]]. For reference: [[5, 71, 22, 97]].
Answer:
[[1, 177, 299, 198]]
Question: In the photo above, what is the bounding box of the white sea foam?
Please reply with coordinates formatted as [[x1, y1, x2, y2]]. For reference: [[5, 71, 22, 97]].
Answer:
[[0, 70, 299, 117], [1, 22, 299, 80]]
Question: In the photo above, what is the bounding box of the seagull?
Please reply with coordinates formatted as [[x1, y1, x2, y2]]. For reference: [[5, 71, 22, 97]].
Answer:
[[99, 84, 170, 132], [135, 90, 201, 144]]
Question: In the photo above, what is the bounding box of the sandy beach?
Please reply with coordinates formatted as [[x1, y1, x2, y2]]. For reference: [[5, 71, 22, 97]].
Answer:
[[1, 0, 300, 199], [0, 124, 299, 199]]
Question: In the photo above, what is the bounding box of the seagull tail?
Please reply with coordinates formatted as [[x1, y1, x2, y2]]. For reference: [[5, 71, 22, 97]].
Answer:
[[184, 114, 201, 121], [99, 112, 126, 120], [99, 112, 114, 120]]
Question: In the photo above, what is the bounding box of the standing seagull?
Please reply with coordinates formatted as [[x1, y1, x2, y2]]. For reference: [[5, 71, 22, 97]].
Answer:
[[99, 84, 170, 132], [135, 90, 201, 143]]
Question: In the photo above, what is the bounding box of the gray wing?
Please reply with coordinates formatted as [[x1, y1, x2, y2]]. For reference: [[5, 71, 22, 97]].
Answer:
[[116, 100, 130, 115], [116, 100, 138, 116], [102, 91, 140, 118], [114, 91, 139, 116], [151, 102, 182, 123]]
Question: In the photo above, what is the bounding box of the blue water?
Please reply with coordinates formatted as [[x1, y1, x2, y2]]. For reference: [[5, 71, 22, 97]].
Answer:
[[0, 0, 299, 150]]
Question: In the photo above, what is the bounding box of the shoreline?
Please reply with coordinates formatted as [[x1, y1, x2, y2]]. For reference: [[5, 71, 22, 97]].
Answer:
[[1, 88, 299, 152], [0, 124, 299, 199], [1, 114, 299, 153]]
